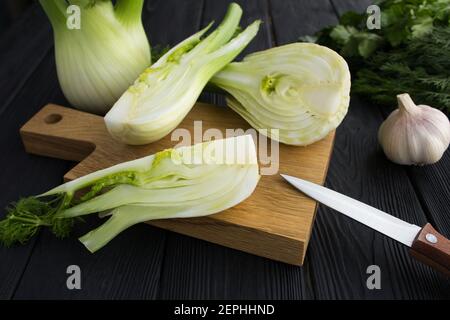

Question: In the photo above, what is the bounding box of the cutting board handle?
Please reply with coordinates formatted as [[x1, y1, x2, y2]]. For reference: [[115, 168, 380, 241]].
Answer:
[[19, 104, 149, 180], [20, 104, 100, 162]]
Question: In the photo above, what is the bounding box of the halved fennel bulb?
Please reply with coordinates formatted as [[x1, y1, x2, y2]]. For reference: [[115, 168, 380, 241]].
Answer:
[[105, 3, 261, 145], [40, 0, 151, 114], [210, 43, 351, 145], [0, 135, 260, 253]]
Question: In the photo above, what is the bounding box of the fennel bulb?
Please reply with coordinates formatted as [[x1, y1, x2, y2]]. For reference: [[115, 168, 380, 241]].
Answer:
[[0, 135, 259, 253], [105, 3, 261, 145], [40, 0, 151, 114], [210, 43, 351, 146]]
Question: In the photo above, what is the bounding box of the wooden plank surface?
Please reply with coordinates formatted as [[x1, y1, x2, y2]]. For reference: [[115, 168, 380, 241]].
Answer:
[[0, 0, 448, 299], [0, 56, 74, 299], [407, 154, 450, 237], [309, 0, 449, 299], [270, 0, 338, 42], [309, 97, 449, 299], [0, 3, 62, 299], [0, 4, 53, 117]]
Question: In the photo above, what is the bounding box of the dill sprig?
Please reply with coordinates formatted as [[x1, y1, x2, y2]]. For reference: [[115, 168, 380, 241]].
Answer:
[[0, 194, 75, 246], [0, 169, 141, 247], [353, 27, 450, 112]]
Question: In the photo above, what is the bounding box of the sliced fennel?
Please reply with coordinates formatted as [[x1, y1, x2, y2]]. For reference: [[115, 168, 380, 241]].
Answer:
[[210, 43, 351, 146], [105, 3, 261, 145], [40, 0, 151, 114], [0, 135, 259, 253]]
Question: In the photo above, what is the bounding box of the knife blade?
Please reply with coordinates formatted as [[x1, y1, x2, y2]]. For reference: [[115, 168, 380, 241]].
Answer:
[[281, 174, 450, 276]]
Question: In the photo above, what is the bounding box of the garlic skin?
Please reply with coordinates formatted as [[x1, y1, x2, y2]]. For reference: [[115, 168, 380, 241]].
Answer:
[[378, 93, 450, 165]]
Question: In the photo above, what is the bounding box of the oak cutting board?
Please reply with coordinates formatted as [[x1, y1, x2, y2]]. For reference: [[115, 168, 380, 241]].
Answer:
[[20, 103, 335, 265]]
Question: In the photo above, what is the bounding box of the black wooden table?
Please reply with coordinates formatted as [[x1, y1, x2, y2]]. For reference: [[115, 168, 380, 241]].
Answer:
[[0, 0, 449, 300]]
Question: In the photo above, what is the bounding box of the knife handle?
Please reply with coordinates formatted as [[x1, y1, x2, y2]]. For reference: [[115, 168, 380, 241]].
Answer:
[[410, 223, 450, 277]]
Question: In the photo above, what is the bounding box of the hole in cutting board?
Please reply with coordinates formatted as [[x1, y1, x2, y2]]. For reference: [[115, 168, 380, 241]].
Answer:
[[45, 113, 62, 124]]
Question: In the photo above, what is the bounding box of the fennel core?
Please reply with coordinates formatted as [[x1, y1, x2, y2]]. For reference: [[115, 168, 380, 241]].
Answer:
[[210, 43, 351, 146], [0, 136, 260, 253]]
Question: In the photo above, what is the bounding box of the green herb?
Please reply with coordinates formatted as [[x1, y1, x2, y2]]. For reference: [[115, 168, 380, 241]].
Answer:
[[304, 0, 450, 60], [0, 195, 75, 246], [353, 27, 450, 111]]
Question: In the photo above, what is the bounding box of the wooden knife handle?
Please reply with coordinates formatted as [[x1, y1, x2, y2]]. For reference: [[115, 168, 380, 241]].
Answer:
[[410, 223, 450, 276]]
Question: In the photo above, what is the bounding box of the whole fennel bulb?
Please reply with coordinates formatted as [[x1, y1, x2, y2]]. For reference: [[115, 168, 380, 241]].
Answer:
[[40, 0, 151, 114]]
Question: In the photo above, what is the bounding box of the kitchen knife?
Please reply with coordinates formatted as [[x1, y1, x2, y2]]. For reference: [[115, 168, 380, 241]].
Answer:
[[281, 174, 450, 276]]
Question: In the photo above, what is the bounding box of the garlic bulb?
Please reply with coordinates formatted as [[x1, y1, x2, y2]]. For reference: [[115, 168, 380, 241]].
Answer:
[[378, 93, 450, 165]]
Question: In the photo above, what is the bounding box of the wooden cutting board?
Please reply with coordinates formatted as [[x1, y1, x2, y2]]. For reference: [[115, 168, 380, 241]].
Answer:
[[20, 103, 335, 265]]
